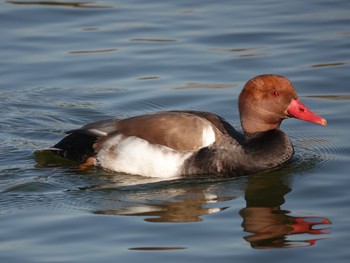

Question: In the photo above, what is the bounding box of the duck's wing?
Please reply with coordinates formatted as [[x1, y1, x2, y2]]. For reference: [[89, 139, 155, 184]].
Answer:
[[169, 110, 243, 143], [50, 111, 241, 163], [92, 111, 218, 152]]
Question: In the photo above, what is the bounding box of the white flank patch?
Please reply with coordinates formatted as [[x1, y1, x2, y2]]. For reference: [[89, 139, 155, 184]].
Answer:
[[201, 126, 216, 147], [96, 134, 193, 178]]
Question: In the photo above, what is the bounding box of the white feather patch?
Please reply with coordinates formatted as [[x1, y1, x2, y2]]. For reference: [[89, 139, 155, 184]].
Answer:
[[201, 126, 216, 147], [96, 134, 193, 178], [88, 129, 108, 136]]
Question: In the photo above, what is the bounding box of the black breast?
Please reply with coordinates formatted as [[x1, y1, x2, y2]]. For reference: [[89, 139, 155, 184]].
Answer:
[[182, 129, 293, 177]]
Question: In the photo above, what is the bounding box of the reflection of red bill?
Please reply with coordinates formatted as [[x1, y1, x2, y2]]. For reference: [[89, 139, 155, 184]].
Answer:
[[290, 217, 332, 235]]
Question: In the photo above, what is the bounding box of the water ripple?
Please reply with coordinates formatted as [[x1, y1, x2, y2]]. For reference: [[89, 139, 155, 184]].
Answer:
[[304, 94, 350, 100], [174, 82, 235, 90], [293, 133, 348, 174], [6, 0, 114, 8], [68, 48, 118, 54], [310, 62, 348, 68], [130, 38, 177, 43]]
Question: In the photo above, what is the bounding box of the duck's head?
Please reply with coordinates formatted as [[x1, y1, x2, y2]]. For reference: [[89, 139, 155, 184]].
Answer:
[[238, 74, 327, 133]]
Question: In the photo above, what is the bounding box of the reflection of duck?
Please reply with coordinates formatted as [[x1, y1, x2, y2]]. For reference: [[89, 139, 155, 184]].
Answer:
[[96, 193, 228, 223], [240, 174, 331, 249], [91, 173, 331, 249], [94, 179, 236, 222], [45, 75, 326, 177]]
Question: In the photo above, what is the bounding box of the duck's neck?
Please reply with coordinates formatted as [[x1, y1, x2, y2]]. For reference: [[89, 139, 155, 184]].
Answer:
[[239, 129, 294, 174], [182, 129, 294, 176]]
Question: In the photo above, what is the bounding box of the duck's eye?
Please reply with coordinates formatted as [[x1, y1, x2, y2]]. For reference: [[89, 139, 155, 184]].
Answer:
[[272, 91, 279, 96]]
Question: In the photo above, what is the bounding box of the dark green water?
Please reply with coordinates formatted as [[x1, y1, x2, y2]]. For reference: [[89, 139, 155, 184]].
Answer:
[[1, 0, 350, 262]]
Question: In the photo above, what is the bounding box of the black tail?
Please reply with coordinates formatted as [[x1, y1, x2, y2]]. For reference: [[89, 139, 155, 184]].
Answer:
[[51, 131, 97, 163]]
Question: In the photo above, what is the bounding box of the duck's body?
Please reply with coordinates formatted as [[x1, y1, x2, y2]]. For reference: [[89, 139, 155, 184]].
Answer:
[[49, 75, 326, 178]]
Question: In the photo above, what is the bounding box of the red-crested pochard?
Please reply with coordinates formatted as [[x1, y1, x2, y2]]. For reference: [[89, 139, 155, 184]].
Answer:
[[49, 74, 326, 178]]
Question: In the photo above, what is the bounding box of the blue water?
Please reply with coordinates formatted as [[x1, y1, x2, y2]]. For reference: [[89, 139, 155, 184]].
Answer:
[[1, 0, 350, 262]]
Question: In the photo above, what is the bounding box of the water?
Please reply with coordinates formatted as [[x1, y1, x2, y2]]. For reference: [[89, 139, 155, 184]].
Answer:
[[1, 0, 350, 262]]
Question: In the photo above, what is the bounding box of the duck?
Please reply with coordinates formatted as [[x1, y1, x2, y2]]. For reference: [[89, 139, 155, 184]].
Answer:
[[49, 74, 326, 178]]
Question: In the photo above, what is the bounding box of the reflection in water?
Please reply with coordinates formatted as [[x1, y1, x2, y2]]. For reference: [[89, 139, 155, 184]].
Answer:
[[94, 186, 232, 223], [240, 174, 331, 249], [91, 173, 331, 249], [35, 151, 331, 249]]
